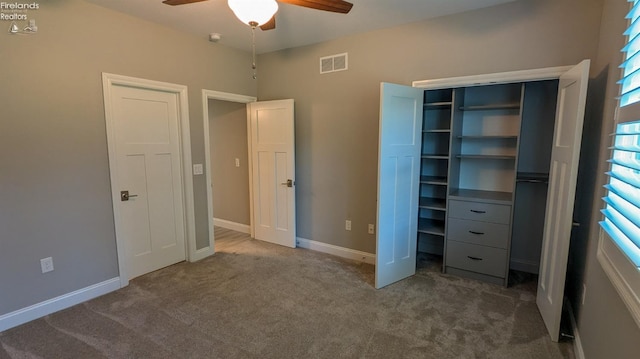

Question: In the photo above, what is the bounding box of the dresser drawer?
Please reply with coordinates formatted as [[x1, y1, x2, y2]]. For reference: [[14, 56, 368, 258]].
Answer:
[[448, 200, 511, 224], [447, 218, 510, 249], [446, 240, 508, 278]]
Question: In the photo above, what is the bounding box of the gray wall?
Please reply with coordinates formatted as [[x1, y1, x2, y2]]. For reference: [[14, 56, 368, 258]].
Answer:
[[208, 100, 250, 225], [258, 0, 603, 254], [258, 0, 640, 357], [567, 0, 640, 357], [4, 2, 639, 356], [0, 0, 255, 315]]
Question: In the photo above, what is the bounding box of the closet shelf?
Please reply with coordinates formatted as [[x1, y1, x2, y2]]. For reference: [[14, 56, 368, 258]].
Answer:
[[516, 172, 549, 183], [459, 103, 521, 111], [457, 135, 518, 140], [418, 218, 445, 236], [424, 102, 453, 109], [456, 154, 516, 160], [424, 129, 451, 133], [449, 188, 513, 204], [422, 155, 449, 159], [420, 176, 448, 185], [419, 197, 447, 211]]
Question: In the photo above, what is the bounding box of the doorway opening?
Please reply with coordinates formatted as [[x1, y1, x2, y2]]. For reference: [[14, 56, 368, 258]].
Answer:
[[202, 90, 256, 252]]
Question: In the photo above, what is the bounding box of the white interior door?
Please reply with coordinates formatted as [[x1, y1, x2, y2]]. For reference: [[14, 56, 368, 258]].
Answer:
[[537, 60, 590, 341], [375, 83, 424, 289], [248, 99, 296, 248], [110, 85, 186, 280]]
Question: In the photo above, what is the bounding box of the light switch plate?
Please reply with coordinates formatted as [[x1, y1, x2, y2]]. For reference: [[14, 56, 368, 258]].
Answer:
[[193, 164, 203, 175]]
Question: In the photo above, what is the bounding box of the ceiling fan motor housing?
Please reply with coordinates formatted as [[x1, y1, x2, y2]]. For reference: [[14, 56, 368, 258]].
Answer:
[[228, 0, 279, 26]]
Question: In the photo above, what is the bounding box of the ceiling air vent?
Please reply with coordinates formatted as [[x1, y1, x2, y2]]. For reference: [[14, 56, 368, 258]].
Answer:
[[320, 53, 348, 74]]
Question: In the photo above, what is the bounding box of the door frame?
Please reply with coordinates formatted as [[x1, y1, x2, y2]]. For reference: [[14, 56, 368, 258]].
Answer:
[[202, 90, 258, 247], [412, 65, 573, 89], [102, 73, 195, 288]]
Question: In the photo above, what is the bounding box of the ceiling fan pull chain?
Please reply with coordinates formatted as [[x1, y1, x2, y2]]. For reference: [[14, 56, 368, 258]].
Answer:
[[251, 24, 257, 80]]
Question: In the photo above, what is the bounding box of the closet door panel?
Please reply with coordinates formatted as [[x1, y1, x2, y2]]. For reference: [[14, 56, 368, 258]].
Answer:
[[537, 60, 590, 342], [375, 83, 423, 289]]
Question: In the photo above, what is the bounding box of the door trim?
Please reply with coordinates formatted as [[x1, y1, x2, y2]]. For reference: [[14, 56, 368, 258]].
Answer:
[[202, 90, 257, 247], [102, 73, 194, 288], [412, 65, 573, 89]]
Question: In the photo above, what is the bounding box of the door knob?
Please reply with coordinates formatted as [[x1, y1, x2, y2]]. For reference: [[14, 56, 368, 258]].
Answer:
[[120, 190, 138, 201], [280, 179, 294, 188]]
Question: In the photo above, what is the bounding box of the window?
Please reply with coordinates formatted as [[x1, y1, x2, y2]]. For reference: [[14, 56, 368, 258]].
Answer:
[[598, 0, 640, 327]]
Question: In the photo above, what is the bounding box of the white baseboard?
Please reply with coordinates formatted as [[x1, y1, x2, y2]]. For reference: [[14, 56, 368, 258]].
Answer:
[[213, 218, 250, 234], [567, 301, 586, 359], [0, 277, 121, 332], [296, 237, 375, 265], [510, 258, 539, 274]]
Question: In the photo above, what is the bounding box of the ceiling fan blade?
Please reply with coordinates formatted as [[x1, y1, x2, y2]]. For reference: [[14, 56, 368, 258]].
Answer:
[[278, 0, 353, 14], [260, 16, 277, 31], [162, 0, 208, 6]]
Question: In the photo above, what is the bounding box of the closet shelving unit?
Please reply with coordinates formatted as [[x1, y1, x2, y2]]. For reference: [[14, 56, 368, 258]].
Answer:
[[438, 84, 523, 285], [410, 80, 562, 285], [418, 89, 454, 251]]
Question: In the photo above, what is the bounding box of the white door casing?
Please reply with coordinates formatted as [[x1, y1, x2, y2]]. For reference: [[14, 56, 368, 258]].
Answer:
[[536, 60, 591, 341], [248, 99, 296, 248], [103, 73, 195, 287], [375, 83, 424, 289]]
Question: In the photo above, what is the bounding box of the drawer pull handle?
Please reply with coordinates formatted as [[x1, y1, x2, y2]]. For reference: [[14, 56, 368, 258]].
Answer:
[[467, 256, 483, 261], [469, 231, 484, 235], [470, 210, 486, 214]]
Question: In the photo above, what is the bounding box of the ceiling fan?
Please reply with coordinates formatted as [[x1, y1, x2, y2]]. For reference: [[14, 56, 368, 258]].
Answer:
[[162, 0, 353, 30], [163, 0, 353, 79]]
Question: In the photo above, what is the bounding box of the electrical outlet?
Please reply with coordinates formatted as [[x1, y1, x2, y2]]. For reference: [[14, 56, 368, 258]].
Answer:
[[193, 163, 203, 175], [235, 158, 240, 167], [368, 224, 375, 235], [345, 220, 351, 231], [40, 257, 54, 273]]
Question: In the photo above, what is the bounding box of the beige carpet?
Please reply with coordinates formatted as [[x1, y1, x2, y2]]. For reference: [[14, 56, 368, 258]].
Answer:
[[0, 227, 574, 358]]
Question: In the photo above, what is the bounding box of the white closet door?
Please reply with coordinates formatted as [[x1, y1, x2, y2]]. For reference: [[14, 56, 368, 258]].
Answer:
[[375, 83, 424, 289], [109, 84, 186, 281], [537, 60, 590, 341]]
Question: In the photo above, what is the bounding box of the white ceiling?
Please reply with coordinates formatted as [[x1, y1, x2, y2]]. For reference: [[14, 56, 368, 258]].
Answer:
[[85, 0, 518, 54]]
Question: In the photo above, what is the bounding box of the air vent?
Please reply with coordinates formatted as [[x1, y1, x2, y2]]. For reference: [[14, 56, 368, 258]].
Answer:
[[320, 53, 348, 74]]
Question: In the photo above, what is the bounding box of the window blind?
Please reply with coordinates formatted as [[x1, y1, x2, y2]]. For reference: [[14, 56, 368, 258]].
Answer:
[[601, 121, 640, 266], [621, 0, 640, 106], [600, 0, 640, 269]]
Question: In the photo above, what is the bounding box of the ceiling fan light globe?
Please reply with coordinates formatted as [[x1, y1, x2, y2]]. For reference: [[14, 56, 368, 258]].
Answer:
[[228, 0, 278, 27]]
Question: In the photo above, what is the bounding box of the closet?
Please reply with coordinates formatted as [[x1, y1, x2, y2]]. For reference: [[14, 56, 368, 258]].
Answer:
[[375, 61, 590, 341]]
